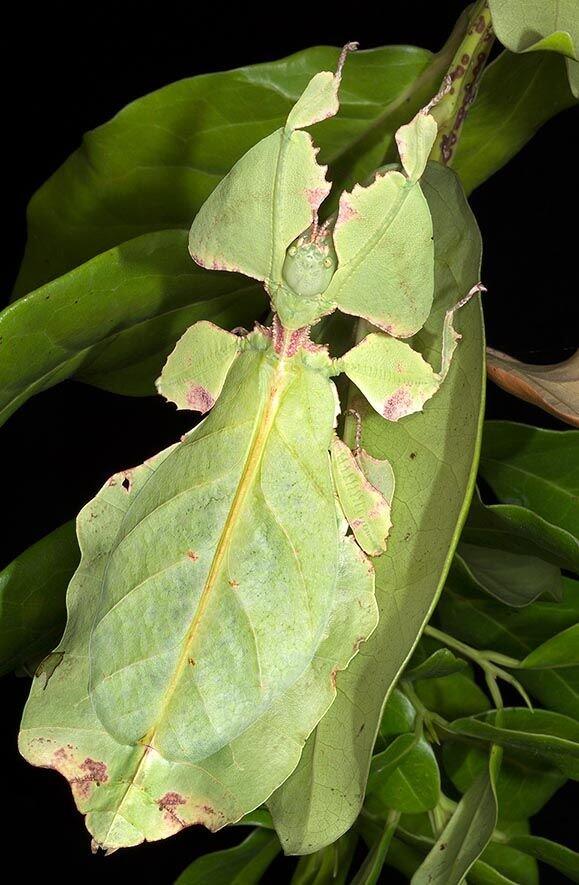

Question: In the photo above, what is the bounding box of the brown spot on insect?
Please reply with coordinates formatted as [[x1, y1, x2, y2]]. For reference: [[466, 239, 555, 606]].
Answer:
[[52, 750, 108, 800], [186, 385, 215, 414], [382, 386, 412, 421], [409, 452, 417, 460], [71, 758, 108, 798], [187, 550, 199, 562], [461, 53, 470, 65], [157, 792, 187, 828], [228, 579, 239, 589], [188, 658, 196, 667]]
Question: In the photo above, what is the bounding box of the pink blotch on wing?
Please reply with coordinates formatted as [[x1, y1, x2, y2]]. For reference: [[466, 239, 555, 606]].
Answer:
[[336, 196, 360, 229], [186, 385, 215, 414], [382, 387, 413, 421]]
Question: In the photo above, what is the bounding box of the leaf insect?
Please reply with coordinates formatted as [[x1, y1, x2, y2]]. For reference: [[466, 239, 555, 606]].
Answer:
[[19, 45, 481, 851]]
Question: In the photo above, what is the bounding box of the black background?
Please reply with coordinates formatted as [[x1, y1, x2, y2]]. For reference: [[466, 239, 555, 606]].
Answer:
[[1, 2, 576, 882]]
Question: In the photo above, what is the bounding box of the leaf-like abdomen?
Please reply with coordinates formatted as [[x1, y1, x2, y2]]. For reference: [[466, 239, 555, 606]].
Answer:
[[89, 339, 339, 762]]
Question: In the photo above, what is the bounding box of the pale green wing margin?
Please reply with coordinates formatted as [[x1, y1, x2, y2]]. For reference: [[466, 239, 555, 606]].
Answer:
[[338, 287, 481, 421], [330, 436, 393, 557], [323, 103, 437, 337], [19, 351, 377, 852], [188, 57, 349, 289], [156, 321, 240, 412]]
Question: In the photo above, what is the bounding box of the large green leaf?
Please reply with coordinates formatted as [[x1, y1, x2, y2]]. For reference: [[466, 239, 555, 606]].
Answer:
[[479, 421, 579, 537], [175, 828, 280, 885], [366, 736, 440, 815], [405, 647, 468, 682], [488, 0, 579, 96], [505, 835, 579, 883], [442, 737, 566, 820], [453, 49, 576, 194], [462, 489, 578, 573], [0, 521, 78, 676], [447, 708, 579, 779], [19, 333, 378, 851], [268, 163, 485, 853], [520, 624, 579, 669], [411, 751, 500, 885], [455, 547, 561, 608], [481, 821, 539, 885], [440, 576, 579, 718], [457, 488, 578, 606], [0, 230, 264, 425]]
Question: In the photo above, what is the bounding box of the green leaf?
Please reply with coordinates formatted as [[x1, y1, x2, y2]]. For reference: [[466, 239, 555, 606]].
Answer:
[[466, 861, 519, 885], [411, 751, 499, 885], [481, 821, 538, 885], [408, 637, 490, 719], [0, 521, 78, 676], [367, 733, 418, 791], [379, 688, 416, 739], [405, 648, 468, 682], [456, 547, 562, 608], [505, 834, 579, 883], [521, 624, 579, 669], [351, 813, 400, 885], [479, 421, 579, 537], [175, 828, 280, 885], [462, 488, 578, 573], [440, 575, 579, 718], [457, 488, 579, 606], [290, 831, 357, 885], [447, 708, 579, 779], [268, 163, 485, 854], [443, 739, 566, 820], [0, 231, 265, 425], [454, 49, 577, 194], [237, 808, 274, 829], [20, 331, 378, 851], [13, 46, 436, 297], [366, 737, 441, 814], [488, 0, 579, 96], [415, 668, 491, 720]]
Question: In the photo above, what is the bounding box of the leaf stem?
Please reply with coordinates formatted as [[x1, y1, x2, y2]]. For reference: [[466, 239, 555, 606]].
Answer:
[[429, 0, 495, 166], [423, 624, 532, 708]]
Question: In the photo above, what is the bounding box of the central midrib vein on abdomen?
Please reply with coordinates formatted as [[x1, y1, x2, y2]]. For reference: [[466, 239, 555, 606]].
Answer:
[[140, 356, 291, 750]]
